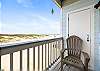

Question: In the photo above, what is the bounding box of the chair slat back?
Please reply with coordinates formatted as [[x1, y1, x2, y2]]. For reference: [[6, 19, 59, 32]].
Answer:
[[67, 35, 83, 59]]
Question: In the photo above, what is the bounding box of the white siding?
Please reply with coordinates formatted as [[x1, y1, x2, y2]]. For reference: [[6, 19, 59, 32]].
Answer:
[[61, 0, 100, 70], [94, 7, 100, 71]]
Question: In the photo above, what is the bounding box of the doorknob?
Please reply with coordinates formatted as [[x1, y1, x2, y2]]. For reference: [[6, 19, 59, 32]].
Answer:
[[87, 34, 89, 42]]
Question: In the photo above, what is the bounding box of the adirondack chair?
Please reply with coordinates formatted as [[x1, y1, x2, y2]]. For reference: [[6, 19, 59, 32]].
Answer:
[[61, 35, 90, 71]]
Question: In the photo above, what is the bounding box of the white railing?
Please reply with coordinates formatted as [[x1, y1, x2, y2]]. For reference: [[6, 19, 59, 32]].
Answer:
[[0, 37, 63, 71]]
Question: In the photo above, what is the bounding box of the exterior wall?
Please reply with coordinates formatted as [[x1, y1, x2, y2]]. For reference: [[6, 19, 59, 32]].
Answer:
[[62, 0, 95, 38], [62, 0, 96, 70], [94, 0, 100, 70]]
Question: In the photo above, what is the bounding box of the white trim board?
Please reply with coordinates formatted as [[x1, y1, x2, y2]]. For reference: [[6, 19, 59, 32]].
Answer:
[[65, 5, 95, 70]]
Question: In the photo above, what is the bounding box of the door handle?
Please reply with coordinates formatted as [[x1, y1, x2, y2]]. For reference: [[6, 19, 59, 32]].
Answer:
[[87, 34, 89, 42]]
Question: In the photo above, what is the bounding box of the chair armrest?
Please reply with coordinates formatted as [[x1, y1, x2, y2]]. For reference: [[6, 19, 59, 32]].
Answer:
[[60, 48, 67, 54], [82, 51, 90, 71], [60, 48, 68, 59], [82, 51, 90, 62]]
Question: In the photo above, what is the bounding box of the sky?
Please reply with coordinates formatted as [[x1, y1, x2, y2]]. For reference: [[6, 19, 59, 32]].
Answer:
[[0, 0, 61, 34]]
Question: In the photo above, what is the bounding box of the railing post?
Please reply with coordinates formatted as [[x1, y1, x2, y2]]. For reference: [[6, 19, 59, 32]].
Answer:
[[56, 41, 57, 61], [38, 46, 40, 71], [27, 49, 29, 71], [62, 37, 64, 50], [10, 53, 13, 71], [20, 50, 22, 71], [0, 48, 1, 71], [61, 37, 64, 71], [33, 47, 35, 71], [50, 43, 52, 66], [53, 43, 55, 63], [45, 44, 47, 70], [42, 45, 43, 71], [48, 43, 49, 69], [57, 41, 59, 59], [58, 40, 60, 56]]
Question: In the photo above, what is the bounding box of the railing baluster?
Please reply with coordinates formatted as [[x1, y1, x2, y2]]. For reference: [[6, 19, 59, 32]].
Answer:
[[58, 40, 60, 57], [27, 49, 29, 71], [54, 42, 56, 61], [50, 43, 52, 65], [62, 38, 64, 53], [42, 45, 43, 71], [51, 43, 53, 64], [54, 42, 56, 62], [10, 53, 13, 71], [33, 47, 35, 71], [56, 41, 57, 61], [57, 41, 58, 59], [0, 56, 1, 71], [53, 43, 54, 63], [52, 43, 53, 64], [48, 43, 49, 68], [20, 50, 22, 71], [38, 46, 40, 71], [45, 44, 47, 70], [0, 48, 1, 71]]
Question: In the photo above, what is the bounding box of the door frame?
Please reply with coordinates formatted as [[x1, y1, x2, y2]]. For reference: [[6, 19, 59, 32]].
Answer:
[[66, 5, 95, 70]]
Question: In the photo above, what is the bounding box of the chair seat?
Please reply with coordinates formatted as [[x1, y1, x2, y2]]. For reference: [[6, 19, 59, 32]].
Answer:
[[62, 56, 84, 70]]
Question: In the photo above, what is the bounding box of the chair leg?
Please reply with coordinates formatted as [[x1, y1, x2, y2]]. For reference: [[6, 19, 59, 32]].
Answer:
[[61, 66, 63, 71], [84, 67, 88, 71], [61, 62, 63, 71], [84, 64, 88, 71], [68, 65, 71, 71]]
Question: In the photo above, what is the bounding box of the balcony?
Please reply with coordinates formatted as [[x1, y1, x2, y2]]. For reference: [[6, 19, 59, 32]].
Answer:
[[0, 37, 93, 71], [0, 37, 64, 71]]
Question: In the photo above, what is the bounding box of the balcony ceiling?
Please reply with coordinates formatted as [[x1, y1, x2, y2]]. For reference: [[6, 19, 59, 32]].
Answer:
[[54, 0, 80, 8], [53, 0, 62, 8]]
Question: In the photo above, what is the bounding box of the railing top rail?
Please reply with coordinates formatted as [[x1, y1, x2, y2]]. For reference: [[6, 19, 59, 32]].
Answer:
[[0, 37, 62, 49], [0, 37, 63, 56]]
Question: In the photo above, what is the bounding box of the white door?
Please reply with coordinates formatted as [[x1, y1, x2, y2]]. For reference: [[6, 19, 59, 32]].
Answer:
[[68, 8, 91, 57]]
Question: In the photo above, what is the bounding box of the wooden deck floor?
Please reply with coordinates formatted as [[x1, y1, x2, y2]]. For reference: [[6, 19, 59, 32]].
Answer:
[[48, 59, 80, 71], [48, 59, 92, 71]]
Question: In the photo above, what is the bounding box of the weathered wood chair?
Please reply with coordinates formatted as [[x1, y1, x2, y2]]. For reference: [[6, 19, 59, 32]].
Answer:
[[61, 35, 90, 71]]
